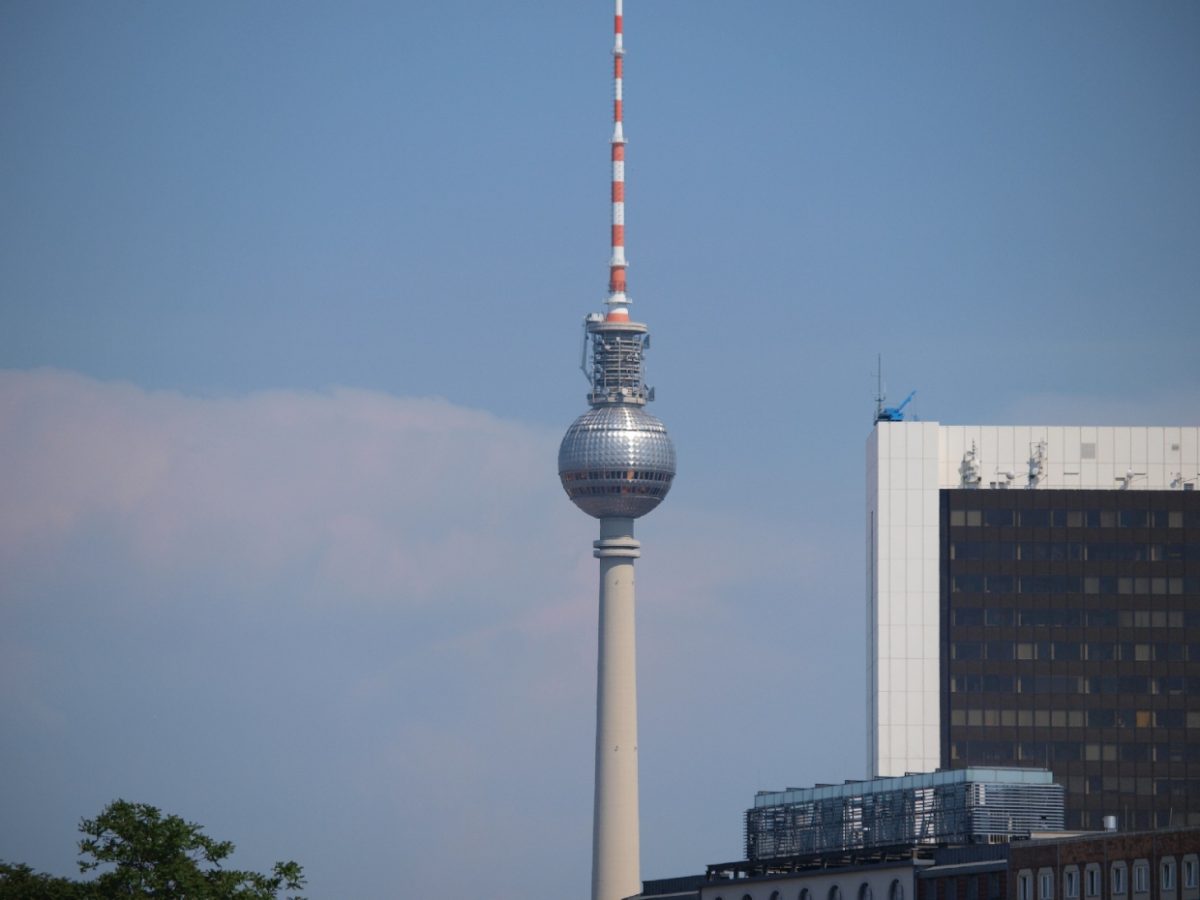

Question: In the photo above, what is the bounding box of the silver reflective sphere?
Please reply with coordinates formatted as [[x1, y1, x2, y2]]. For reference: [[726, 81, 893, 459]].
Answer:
[[559, 405, 676, 519]]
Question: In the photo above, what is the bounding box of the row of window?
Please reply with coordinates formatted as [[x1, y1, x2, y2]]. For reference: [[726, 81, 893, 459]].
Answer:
[[1059, 774, 1200, 797], [714, 881, 907, 900], [560, 469, 673, 482], [951, 737, 1200, 768], [951, 575, 1198, 595], [951, 673, 1199, 694], [1075, 809, 1200, 830], [952, 640, 1199, 663], [713, 860, 1200, 900], [1057, 742, 1200, 763], [950, 707, 1200, 729], [952, 607, 1199, 629], [564, 484, 669, 498], [948, 734, 1200, 764], [951, 509, 1194, 529], [1018, 857, 1199, 900], [950, 541, 1199, 561]]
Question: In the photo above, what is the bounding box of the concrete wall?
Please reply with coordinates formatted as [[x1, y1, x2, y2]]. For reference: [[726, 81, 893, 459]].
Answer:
[[867, 421, 944, 777]]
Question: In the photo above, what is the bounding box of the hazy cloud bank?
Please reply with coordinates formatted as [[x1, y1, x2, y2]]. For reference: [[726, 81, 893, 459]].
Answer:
[[0, 368, 579, 608], [0, 368, 845, 898]]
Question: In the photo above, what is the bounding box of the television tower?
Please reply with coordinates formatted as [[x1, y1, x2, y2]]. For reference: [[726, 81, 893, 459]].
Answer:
[[558, 3, 676, 900]]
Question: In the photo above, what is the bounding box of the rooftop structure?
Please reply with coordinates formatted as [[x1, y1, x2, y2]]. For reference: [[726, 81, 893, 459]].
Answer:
[[744, 769, 1064, 867]]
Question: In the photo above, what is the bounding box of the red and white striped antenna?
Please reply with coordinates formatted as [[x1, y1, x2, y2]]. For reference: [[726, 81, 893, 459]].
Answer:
[[605, 0, 630, 323]]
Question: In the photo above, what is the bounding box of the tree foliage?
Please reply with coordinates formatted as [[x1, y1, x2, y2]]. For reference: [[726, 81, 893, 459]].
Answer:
[[0, 861, 83, 899], [1, 800, 305, 900]]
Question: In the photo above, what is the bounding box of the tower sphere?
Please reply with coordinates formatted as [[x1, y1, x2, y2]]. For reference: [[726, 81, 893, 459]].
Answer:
[[559, 405, 676, 519]]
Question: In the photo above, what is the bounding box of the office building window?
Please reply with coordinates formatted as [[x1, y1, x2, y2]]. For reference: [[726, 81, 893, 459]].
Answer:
[[1134, 862, 1149, 894], [1162, 860, 1175, 891], [1041, 871, 1055, 900], [1114, 864, 1127, 896], [1085, 866, 1100, 898], [1065, 869, 1078, 899]]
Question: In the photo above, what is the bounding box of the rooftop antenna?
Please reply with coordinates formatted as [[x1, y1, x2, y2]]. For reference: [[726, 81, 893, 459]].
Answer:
[[874, 354, 884, 423]]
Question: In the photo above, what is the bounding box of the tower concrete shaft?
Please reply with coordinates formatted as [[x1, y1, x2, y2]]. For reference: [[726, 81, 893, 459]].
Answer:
[[591, 516, 641, 900]]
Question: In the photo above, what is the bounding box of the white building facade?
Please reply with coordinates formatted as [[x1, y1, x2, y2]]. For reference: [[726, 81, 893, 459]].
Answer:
[[867, 422, 1200, 778]]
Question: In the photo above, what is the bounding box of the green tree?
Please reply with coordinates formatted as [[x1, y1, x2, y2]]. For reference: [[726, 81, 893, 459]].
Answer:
[[77, 800, 305, 899], [0, 861, 83, 899], [0, 800, 305, 900]]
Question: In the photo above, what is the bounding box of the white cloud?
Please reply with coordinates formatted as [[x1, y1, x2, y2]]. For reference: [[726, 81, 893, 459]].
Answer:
[[0, 368, 580, 611], [0, 368, 852, 899]]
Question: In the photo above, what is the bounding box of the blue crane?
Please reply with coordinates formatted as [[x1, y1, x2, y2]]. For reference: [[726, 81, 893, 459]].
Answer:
[[877, 390, 916, 422]]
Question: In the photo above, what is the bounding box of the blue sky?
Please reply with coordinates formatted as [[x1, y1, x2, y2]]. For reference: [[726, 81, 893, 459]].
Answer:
[[2, 2, 1198, 897]]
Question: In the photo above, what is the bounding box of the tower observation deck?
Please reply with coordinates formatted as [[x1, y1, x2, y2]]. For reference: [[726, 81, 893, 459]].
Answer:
[[559, 313, 675, 518]]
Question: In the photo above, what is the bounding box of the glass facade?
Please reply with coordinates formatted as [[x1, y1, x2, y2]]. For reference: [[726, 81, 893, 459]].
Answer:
[[746, 769, 1063, 864], [941, 489, 1200, 830]]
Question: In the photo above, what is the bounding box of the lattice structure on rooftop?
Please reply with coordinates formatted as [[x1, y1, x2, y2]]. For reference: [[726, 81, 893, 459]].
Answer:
[[745, 768, 1064, 864]]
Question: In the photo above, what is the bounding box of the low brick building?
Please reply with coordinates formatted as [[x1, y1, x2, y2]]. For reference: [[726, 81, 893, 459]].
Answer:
[[917, 828, 1200, 900], [638, 827, 1200, 900]]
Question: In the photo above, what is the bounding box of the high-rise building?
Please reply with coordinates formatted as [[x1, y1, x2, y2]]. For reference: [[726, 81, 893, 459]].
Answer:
[[557, 4, 677, 900], [867, 422, 1200, 829]]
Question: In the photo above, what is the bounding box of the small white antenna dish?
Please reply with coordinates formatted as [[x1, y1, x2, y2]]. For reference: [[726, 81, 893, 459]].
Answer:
[[1115, 469, 1146, 490], [991, 468, 1017, 489]]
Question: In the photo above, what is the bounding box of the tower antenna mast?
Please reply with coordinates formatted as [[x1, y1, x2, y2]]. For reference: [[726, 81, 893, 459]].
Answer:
[[607, 0, 629, 321], [875, 353, 885, 422]]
